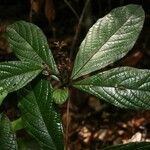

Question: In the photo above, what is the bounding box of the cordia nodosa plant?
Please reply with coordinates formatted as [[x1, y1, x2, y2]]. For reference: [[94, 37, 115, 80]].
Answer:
[[0, 4, 150, 150]]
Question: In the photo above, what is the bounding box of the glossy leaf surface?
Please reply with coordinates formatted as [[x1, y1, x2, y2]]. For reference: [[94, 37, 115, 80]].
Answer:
[[0, 87, 8, 105], [19, 79, 64, 150], [0, 114, 18, 150], [71, 4, 145, 79], [102, 142, 150, 150], [0, 61, 42, 93], [6, 21, 59, 75], [53, 88, 69, 104], [74, 67, 150, 109]]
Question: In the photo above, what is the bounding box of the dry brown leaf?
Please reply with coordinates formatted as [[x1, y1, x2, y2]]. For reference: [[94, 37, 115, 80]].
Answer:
[[31, 0, 55, 22], [45, 0, 55, 23], [121, 50, 144, 66], [32, 0, 41, 13]]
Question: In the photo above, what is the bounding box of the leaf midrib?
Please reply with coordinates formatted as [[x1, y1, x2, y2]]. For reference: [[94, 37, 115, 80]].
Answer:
[[0, 68, 41, 81], [9, 27, 46, 64], [74, 84, 150, 92], [31, 86, 57, 149], [72, 6, 141, 79]]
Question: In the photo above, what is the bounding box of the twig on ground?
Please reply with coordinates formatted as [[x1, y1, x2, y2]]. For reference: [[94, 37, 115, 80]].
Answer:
[[70, 0, 90, 59], [64, 0, 79, 20]]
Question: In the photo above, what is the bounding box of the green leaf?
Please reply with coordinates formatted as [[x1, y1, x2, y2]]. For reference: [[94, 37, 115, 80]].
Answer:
[[0, 114, 18, 150], [6, 21, 59, 75], [73, 67, 150, 109], [71, 4, 145, 79], [53, 88, 69, 104], [0, 87, 8, 105], [0, 61, 42, 93], [19, 79, 64, 150], [102, 142, 150, 150], [11, 118, 24, 131], [18, 138, 41, 150]]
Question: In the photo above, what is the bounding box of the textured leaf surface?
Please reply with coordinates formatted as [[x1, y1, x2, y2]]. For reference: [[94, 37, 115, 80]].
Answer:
[[0, 61, 42, 93], [19, 79, 64, 150], [71, 4, 145, 79], [0, 114, 18, 150], [0, 87, 8, 105], [53, 88, 69, 104], [74, 67, 150, 109], [6, 21, 58, 75], [102, 142, 150, 150], [18, 138, 41, 150]]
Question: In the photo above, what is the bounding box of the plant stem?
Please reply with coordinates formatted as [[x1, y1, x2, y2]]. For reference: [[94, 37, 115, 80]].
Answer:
[[29, 0, 33, 22], [65, 98, 70, 150]]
